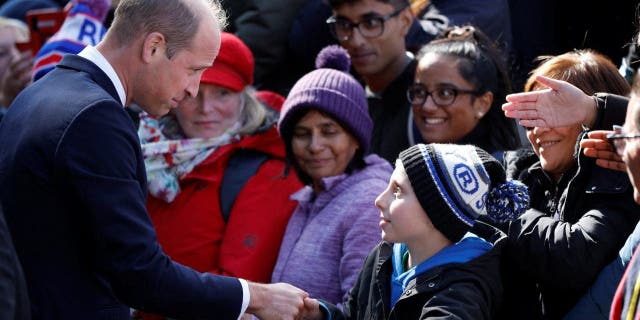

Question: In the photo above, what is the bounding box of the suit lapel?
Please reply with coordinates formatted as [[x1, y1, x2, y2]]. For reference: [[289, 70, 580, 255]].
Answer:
[[56, 54, 122, 106]]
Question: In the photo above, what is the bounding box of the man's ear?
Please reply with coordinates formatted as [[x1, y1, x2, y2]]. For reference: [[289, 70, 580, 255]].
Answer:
[[473, 91, 493, 119], [398, 7, 414, 37], [141, 32, 166, 63]]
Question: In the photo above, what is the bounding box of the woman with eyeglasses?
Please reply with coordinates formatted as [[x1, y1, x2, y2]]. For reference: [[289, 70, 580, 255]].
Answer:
[[406, 25, 521, 159], [500, 49, 640, 320]]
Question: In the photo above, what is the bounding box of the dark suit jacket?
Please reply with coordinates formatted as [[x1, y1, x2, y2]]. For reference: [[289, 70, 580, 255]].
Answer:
[[0, 54, 243, 320], [0, 205, 31, 320]]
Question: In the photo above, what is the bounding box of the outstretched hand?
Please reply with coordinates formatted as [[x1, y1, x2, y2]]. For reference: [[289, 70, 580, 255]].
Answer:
[[502, 76, 596, 128], [580, 130, 626, 172]]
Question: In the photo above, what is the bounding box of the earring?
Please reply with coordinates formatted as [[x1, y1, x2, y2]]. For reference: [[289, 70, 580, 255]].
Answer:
[[476, 112, 484, 118]]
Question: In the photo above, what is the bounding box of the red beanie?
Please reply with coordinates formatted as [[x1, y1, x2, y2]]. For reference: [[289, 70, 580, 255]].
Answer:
[[200, 32, 254, 92]]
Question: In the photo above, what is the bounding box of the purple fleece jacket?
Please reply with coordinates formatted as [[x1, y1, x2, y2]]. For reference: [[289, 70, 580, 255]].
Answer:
[[271, 154, 392, 306]]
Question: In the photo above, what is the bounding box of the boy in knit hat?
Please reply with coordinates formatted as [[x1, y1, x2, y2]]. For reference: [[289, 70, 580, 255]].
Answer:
[[302, 143, 529, 319]]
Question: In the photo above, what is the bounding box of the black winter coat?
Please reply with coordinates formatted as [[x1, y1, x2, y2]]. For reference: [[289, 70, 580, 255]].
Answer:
[[501, 93, 640, 319], [323, 222, 506, 320]]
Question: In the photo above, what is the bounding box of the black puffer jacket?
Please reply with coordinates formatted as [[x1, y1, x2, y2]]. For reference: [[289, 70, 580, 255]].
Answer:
[[501, 93, 640, 319], [323, 222, 506, 320]]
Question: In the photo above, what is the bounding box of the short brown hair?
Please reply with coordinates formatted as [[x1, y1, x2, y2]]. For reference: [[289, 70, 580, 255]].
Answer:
[[109, 0, 226, 59], [525, 50, 630, 96]]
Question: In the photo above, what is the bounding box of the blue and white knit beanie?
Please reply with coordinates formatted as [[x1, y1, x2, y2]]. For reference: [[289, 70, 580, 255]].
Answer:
[[31, 0, 110, 81], [399, 143, 529, 242]]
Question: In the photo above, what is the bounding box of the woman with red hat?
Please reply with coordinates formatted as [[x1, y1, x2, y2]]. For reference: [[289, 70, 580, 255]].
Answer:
[[135, 32, 302, 319]]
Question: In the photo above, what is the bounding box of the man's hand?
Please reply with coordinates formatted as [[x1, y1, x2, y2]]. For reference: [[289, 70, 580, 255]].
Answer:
[[301, 297, 323, 320], [580, 130, 627, 172], [246, 282, 307, 320], [502, 75, 596, 128]]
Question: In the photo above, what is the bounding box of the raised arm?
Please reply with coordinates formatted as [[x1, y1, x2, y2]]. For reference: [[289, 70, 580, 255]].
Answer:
[[502, 75, 597, 128]]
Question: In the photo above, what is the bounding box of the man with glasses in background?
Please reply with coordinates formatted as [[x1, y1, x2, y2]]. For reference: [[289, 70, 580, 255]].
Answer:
[[326, 0, 415, 164]]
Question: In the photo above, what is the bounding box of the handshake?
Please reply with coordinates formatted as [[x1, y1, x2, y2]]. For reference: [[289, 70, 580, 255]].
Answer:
[[246, 282, 323, 320]]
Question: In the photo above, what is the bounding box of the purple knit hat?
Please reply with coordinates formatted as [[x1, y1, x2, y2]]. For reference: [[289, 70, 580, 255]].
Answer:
[[278, 45, 372, 153]]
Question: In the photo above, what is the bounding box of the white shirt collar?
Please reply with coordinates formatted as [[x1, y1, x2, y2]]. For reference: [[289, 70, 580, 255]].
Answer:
[[78, 45, 127, 106]]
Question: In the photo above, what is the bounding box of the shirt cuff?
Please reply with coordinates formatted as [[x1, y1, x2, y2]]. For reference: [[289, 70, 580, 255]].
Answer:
[[318, 300, 332, 320], [238, 279, 250, 319]]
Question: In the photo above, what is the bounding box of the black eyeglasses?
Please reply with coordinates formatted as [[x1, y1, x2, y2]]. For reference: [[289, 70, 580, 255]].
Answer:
[[607, 125, 640, 156], [406, 84, 480, 107], [326, 7, 406, 41]]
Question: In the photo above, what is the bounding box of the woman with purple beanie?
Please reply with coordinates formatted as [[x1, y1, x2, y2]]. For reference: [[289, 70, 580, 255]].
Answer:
[[272, 45, 392, 307]]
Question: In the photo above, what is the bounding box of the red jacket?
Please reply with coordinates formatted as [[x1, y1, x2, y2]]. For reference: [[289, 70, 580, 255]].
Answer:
[[147, 125, 302, 283]]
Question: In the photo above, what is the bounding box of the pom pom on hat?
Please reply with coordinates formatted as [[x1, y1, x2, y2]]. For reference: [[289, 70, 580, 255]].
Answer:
[[399, 143, 530, 242], [485, 180, 530, 223], [279, 45, 372, 153], [315, 45, 350, 72]]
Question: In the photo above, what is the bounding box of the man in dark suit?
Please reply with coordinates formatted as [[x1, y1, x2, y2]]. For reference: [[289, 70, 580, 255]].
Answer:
[[0, 0, 307, 319]]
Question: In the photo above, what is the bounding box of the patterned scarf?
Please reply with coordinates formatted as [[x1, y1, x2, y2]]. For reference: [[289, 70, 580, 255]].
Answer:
[[138, 112, 241, 203]]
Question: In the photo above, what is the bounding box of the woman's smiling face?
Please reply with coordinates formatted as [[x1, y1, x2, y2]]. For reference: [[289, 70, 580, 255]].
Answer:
[[411, 53, 491, 143], [175, 83, 243, 139], [291, 110, 360, 189], [526, 85, 582, 180], [526, 125, 582, 180]]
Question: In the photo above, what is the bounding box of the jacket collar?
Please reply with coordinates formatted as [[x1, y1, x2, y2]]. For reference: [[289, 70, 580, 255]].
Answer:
[[56, 54, 121, 106], [377, 222, 506, 316], [376, 242, 394, 318]]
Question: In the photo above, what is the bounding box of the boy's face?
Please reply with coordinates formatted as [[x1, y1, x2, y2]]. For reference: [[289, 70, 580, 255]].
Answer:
[[331, 0, 410, 80], [376, 160, 432, 244]]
